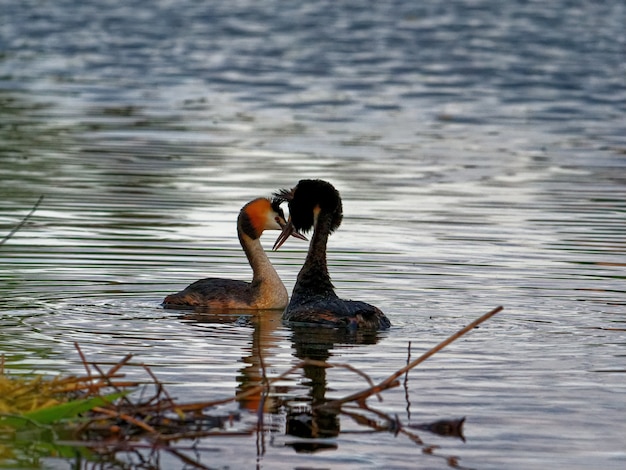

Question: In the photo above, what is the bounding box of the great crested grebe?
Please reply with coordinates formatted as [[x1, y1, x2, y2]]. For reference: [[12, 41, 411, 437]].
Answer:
[[273, 179, 391, 330], [163, 197, 305, 310]]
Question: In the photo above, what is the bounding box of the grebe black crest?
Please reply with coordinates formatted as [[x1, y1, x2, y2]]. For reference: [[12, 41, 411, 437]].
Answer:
[[163, 197, 306, 310], [273, 179, 391, 330]]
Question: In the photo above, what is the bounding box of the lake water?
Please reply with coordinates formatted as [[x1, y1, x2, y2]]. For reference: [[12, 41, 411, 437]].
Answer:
[[1, 0, 625, 468]]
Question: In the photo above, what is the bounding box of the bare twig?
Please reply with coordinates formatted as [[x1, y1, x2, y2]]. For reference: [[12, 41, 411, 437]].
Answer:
[[92, 406, 160, 435], [106, 354, 134, 378], [404, 341, 412, 421], [0, 195, 44, 247], [74, 343, 97, 395], [142, 363, 178, 410], [2, 306, 502, 470], [340, 404, 471, 469], [320, 306, 504, 409]]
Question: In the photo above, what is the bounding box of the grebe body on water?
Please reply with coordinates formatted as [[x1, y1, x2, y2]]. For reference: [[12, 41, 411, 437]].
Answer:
[[273, 180, 391, 330], [163, 197, 305, 310]]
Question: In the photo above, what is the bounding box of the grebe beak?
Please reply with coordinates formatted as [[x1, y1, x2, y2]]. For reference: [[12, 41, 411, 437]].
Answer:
[[273, 216, 305, 250]]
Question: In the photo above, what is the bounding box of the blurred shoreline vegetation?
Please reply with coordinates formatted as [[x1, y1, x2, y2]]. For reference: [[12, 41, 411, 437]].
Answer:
[[0, 307, 502, 469]]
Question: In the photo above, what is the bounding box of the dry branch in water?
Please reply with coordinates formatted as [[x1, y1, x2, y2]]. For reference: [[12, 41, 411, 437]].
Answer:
[[99, 306, 499, 443], [320, 305, 503, 409], [1, 306, 502, 469], [0, 195, 44, 247]]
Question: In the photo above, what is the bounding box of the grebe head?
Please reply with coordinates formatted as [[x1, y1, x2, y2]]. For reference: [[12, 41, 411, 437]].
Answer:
[[239, 197, 308, 241], [272, 179, 343, 250]]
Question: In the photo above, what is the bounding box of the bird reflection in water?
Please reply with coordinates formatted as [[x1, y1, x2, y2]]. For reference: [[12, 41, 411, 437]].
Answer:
[[180, 311, 382, 454], [283, 325, 380, 453]]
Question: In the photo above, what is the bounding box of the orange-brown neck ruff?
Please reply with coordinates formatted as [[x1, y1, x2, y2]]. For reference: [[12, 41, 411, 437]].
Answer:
[[163, 197, 289, 310], [239, 198, 272, 240]]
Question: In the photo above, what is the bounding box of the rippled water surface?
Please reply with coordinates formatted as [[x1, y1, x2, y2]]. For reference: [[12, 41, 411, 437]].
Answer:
[[1, 1, 625, 469]]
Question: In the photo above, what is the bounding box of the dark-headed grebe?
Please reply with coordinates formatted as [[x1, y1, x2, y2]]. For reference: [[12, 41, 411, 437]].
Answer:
[[163, 197, 305, 309], [273, 180, 391, 329]]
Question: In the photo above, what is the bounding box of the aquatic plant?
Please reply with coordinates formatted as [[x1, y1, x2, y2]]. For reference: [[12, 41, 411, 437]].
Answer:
[[0, 367, 125, 429], [0, 306, 502, 469]]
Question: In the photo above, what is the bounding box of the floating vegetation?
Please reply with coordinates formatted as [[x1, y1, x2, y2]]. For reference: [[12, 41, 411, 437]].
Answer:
[[0, 306, 502, 469], [0, 370, 125, 428]]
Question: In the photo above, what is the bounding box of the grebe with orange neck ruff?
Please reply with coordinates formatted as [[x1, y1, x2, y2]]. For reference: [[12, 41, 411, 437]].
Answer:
[[163, 197, 305, 310]]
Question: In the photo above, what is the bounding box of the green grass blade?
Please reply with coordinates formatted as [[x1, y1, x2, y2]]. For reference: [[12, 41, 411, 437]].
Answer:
[[0, 391, 127, 428]]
